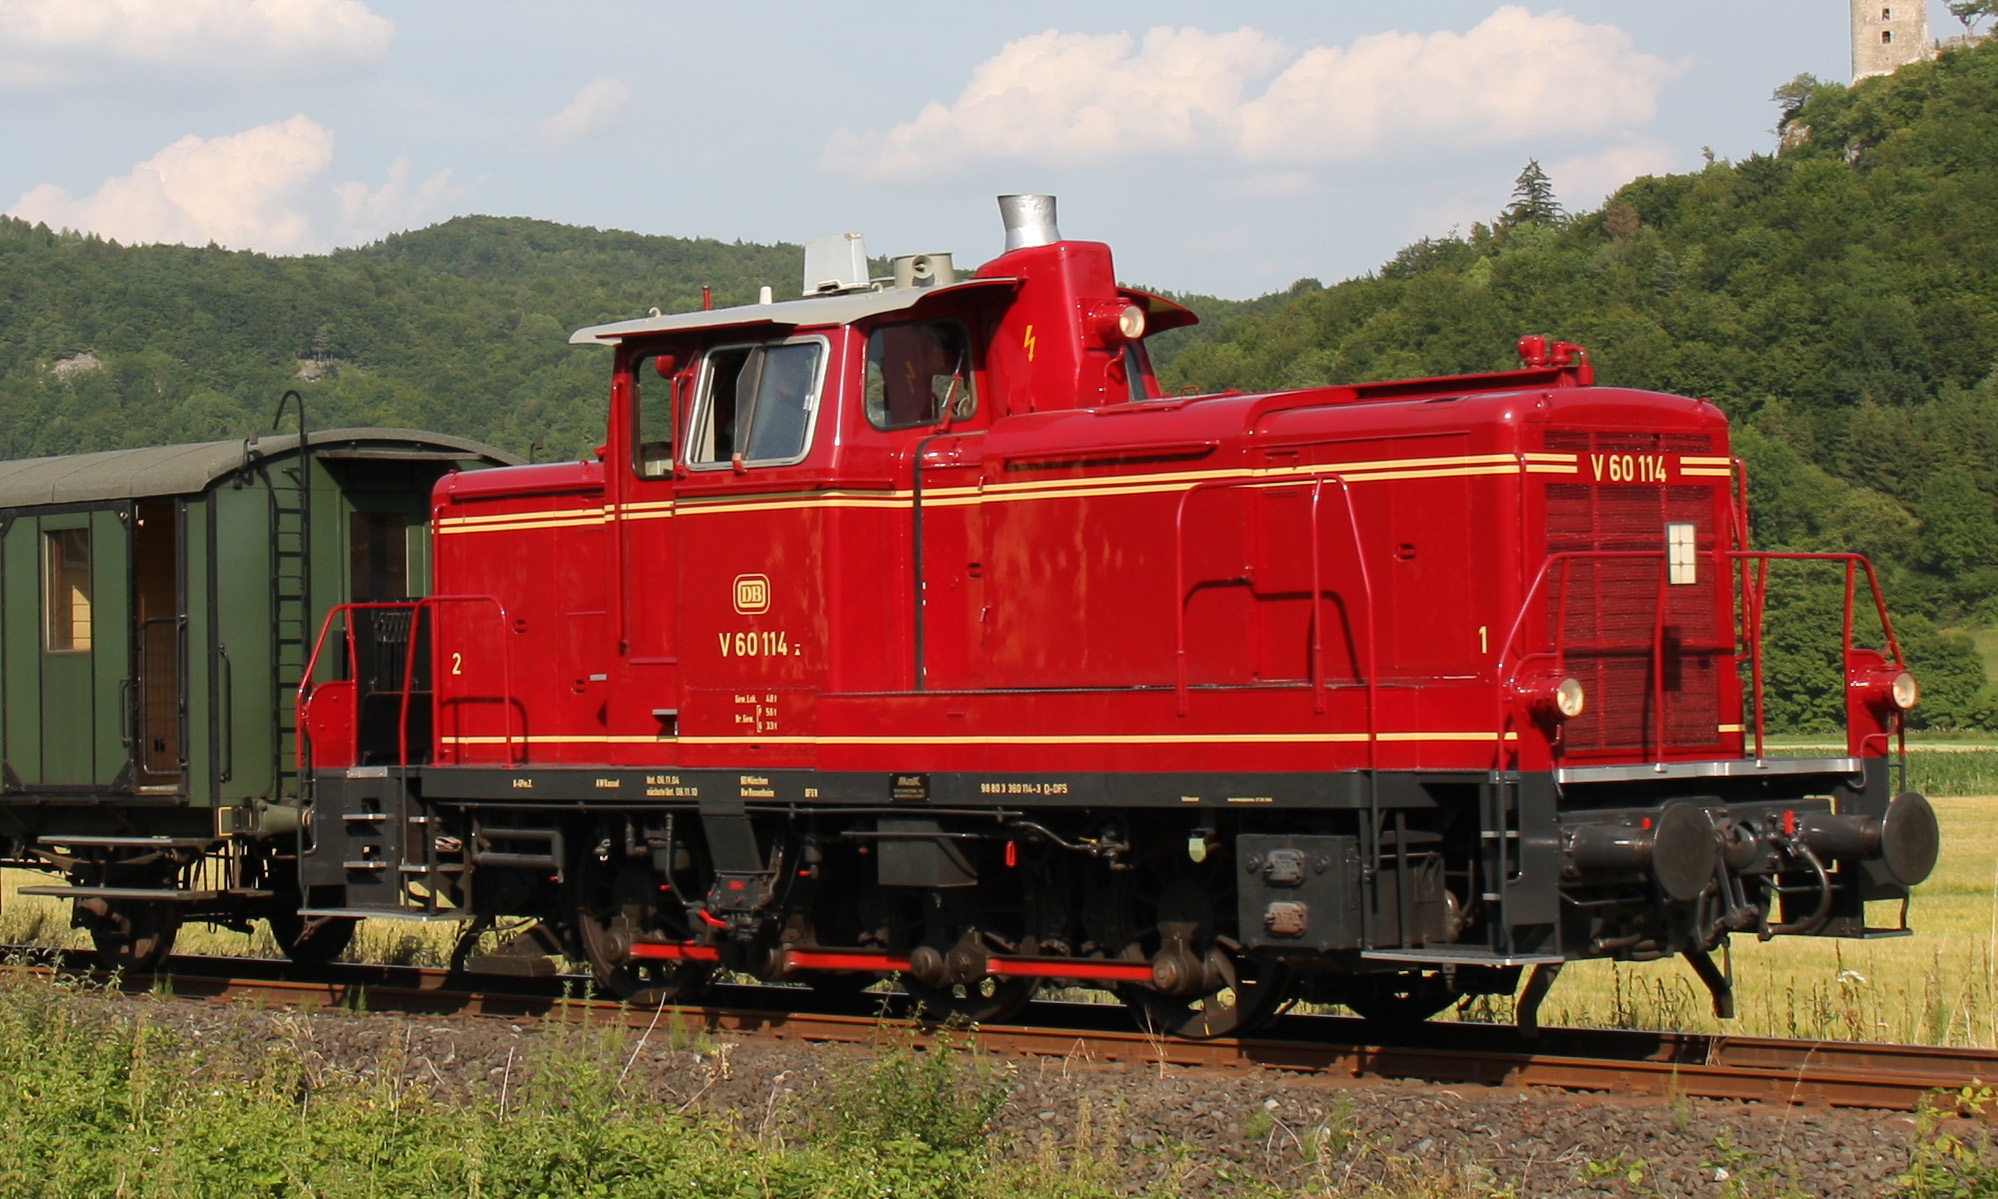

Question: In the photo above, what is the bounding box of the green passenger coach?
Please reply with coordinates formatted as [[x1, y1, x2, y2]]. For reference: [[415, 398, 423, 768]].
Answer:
[[0, 428, 517, 968]]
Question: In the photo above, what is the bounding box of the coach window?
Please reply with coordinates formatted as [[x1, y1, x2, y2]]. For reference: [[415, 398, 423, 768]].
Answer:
[[633, 352, 677, 478], [687, 338, 825, 467], [864, 320, 976, 430], [44, 527, 92, 652]]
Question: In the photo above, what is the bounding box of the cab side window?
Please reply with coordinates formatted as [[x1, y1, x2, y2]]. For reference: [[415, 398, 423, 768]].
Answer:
[[864, 320, 975, 430], [1121, 343, 1155, 402], [688, 339, 825, 466], [632, 352, 677, 478]]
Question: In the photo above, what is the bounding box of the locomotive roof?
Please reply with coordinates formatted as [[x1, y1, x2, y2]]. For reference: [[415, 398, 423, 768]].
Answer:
[[568, 276, 1023, 345], [0, 428, 522, 509], [568, 276, 1198, 346]]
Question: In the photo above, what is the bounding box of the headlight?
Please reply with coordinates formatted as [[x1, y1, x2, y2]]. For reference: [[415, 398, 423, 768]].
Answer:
[[1117, 303, 1147, 340], [1524, 675, 1585, 722], [1852, 667, 1919, 712]]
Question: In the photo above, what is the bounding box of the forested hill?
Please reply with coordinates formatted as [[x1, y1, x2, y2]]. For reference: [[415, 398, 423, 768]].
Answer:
[[9, 40, 1998, 724], [1154, 38, 1998, 729], [343, 216, 803, 298], [0, 215, 800, 462]]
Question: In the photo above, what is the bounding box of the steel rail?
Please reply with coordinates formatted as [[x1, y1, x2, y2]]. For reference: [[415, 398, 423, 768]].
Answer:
[[5, 949, 1990, 1113]]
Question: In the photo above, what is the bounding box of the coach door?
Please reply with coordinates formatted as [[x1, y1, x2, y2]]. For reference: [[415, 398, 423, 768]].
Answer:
[[131, 500, 185, 786], [1, 506, 135, 789]]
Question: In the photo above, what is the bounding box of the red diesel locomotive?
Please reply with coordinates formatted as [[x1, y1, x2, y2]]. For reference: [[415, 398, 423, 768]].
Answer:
[[296, 196, 1938, 1034]]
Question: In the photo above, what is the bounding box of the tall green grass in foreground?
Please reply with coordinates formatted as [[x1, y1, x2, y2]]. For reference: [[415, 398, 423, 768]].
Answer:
[[2, 966, 1994, 1199], [0, 967, 1564, 1199], [0, 967, 1045, 1199]]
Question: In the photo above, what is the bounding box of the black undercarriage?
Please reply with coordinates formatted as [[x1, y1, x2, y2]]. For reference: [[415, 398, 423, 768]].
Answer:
[[263, 755, 1935, 1033]]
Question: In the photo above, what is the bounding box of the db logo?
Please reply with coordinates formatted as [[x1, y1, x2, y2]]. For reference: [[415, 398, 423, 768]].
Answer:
[[732, 574, 770, 614]]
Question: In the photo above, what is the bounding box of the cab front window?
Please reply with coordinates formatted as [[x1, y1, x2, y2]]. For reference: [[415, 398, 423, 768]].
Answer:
[[864, 320, 975, 430]]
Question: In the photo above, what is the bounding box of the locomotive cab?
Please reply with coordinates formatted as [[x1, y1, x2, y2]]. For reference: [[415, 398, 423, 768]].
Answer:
[[297, 196, 1937, 1033]]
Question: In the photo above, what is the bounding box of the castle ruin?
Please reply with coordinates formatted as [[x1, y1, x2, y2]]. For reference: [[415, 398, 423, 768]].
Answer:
[[1851, 0, 1934, 81]]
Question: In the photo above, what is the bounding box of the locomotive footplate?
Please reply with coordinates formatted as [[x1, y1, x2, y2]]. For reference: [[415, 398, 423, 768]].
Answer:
[[409, 765, 1484, 809]]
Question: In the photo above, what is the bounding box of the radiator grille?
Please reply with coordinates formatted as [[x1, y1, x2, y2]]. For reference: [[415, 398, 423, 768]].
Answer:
[[1543, 432, 1723, 755]]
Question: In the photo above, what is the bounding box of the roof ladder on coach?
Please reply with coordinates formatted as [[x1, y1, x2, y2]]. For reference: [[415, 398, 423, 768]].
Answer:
[[268, 392, 313, 801]]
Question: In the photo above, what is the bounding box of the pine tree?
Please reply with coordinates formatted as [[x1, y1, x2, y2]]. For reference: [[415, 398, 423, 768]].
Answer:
[[1948, 0, 1998, 35], [1771, 73, 1820, 131], [1500, 160, 1562, 230]]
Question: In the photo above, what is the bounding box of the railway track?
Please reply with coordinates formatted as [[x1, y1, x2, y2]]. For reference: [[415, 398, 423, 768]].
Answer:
[[9, 947, 1992, 1113]]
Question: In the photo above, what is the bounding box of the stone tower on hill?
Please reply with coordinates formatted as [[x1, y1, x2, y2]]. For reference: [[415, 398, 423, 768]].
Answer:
[[1852, 0, 1933, 81]]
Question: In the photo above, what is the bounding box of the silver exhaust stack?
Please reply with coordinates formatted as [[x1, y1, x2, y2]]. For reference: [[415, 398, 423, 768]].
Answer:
[[999, 194, 1059, 251]]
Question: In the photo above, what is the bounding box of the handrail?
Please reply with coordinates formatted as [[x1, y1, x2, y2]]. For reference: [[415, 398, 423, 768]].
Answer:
[[1171, 472, 1377, 765], [297, 602, 383, 775], [297, 595, 516, 773], [1728, 551, 1902, 762], [1490, 545, 1903, 768], [1490, 549, 1670, 769], [1311, 476, 1378, 769]]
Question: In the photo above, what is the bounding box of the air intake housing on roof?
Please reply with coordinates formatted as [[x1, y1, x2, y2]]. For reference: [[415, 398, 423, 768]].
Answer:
[[802, 232, 869, 295]]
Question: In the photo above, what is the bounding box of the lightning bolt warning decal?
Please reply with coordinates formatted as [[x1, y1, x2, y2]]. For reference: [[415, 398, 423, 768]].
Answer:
[[1022, 324, 1036, 362]]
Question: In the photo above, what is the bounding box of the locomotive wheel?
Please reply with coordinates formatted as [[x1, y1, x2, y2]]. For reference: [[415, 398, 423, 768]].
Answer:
[[1115, 860, 1290, 1040], [80, 898, 181, 973], [901, 974, 1039, 1026], [575, 857, 713, 1007], [267, 908, 359, 967], [1121, 944, 1289, 1041]]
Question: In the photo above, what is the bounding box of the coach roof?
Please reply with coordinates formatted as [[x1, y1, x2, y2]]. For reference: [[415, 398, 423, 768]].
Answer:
[[0, 428, 522, 509]]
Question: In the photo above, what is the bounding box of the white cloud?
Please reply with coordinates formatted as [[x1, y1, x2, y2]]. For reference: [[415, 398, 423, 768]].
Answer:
[[525, 77, 634, 153], [6, 116, 461, 253], [9, 115, 334, 252], [0, 0, 392, 88], [333, 156, 464, 243], [825, 27, 1285, 178], [1241, 8, 1679, 163], [825, 9, 1683, 182], [1548, 138, 1680, 209]]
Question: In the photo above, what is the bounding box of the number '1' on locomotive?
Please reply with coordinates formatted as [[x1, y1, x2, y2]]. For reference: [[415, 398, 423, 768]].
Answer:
[[9, 196, 1943, 1034]]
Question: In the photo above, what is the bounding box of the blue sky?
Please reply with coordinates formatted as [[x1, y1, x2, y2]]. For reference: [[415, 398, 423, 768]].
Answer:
[[0, 2, 1966, 298]]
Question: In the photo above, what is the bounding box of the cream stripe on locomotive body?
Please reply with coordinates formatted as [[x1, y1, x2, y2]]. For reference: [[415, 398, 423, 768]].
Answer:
[[303, 196, 1931, 1034], [438, 730, 1529, 747], [433, 449, 1772, 533]]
